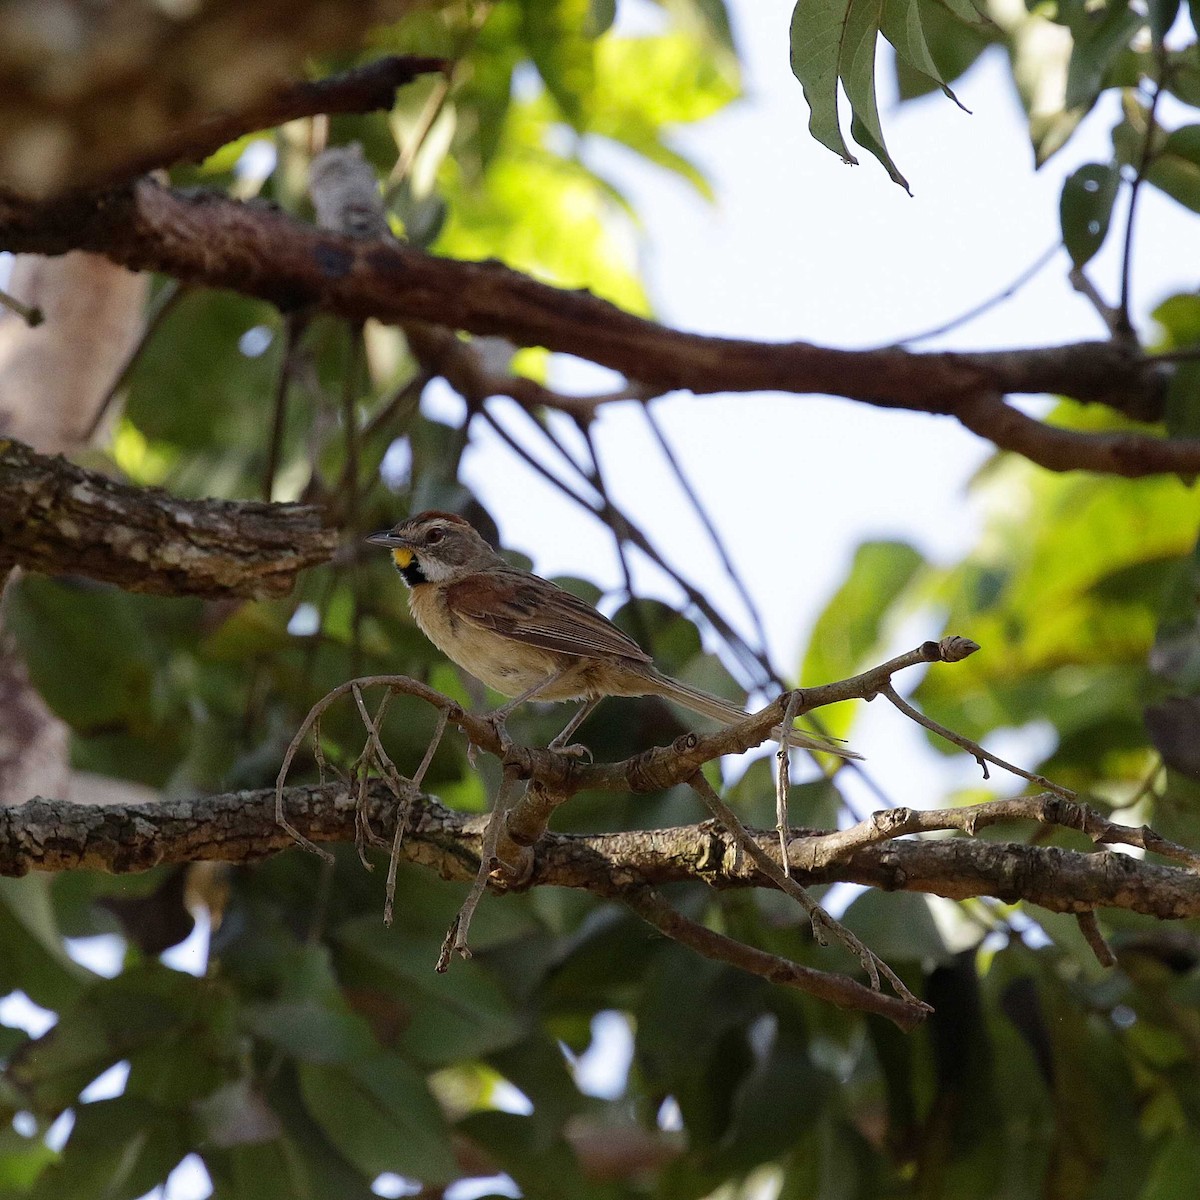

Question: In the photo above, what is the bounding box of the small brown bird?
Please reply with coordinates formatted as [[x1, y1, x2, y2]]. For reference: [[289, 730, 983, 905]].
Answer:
[[367, 511, 856, 755]]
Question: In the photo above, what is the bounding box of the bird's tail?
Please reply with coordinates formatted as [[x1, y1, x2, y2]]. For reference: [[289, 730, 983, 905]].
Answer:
[[646, 669, 862, 760]]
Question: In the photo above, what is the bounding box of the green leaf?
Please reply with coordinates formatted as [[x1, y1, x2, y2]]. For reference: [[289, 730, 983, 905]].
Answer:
[[929, 0, 982, 24], [29, 1097, 187, 1200], [4, 579, 161, 735], [1143, 1131, 1200, 1199], [1146, 124, 1200, 213], [790, 0, 913, 191], [881, 0, 962, 104], [334, 917, 525, 1067], [895, 0, 993, 99], [456, 1110, 612, 1200], [802, 540, 923, 737], [519, 0, 596, 129], [1063, 0, 1145, 111], [1059, 162, 1121, 267], [0, 876, 91, 1012], [841, 890, 978, 964], [1148, 0, 1182, 47], [297, 1055, 455, 1183], [241, 1002, 377, 1064]]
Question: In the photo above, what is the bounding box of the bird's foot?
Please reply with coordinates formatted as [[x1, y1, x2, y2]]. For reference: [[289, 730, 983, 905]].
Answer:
[[547, 739, 592, 763]]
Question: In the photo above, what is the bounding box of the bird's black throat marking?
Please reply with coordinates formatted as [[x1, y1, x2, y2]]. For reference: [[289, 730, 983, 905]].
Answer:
[[397, 559, 426, 586]]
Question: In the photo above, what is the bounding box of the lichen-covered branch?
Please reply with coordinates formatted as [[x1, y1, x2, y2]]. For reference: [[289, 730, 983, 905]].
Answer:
[[4, 787, 1200, 925], [0, 437, 334, 598]]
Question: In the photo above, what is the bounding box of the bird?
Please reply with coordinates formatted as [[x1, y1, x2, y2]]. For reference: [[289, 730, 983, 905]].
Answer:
[[366, 510, 858, 757]]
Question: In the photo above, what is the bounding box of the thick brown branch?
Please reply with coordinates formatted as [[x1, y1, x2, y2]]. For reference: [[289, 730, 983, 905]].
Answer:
[[0, 182, 1183, 475], [0, 437, 334, 598], [5, 788, 1200, 925]]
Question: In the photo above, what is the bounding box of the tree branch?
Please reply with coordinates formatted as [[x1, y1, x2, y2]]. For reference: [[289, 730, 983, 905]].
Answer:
[[0, 181, 1183, 475], [5, 787, 1200, 925], [0, 437, 334, 598], [0, 1, 437, 196], [111, 56, 450, 184]]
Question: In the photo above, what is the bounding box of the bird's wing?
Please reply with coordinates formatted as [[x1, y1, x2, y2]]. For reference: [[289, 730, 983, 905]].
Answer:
[[445, 572, 653, 663]]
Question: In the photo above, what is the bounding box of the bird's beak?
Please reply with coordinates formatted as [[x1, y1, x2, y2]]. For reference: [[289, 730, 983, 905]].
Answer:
[[365, 530, 414, 568]]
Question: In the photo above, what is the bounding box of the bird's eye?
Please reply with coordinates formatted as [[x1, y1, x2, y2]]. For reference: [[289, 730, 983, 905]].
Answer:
[[426, 528, 444, 545]]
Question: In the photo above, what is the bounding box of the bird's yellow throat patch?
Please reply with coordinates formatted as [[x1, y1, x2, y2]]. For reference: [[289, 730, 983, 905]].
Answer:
[[391, 547, 414, 569]]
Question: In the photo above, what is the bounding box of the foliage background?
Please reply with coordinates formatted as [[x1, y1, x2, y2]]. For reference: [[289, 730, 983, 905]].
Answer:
[[2, 0, 1200, 1197]]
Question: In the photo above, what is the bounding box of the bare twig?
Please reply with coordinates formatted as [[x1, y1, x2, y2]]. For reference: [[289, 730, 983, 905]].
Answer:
[[689, 773, 926, 1007], [84, 281, 184, 443], [775, 691, 803, 875], [789, 792, 1200, 873], [0, 285, 42, 326], [622, 888, 929, 1031], [879, 682, 1072, 798], [262, 313, 307, 501], [895, 242, 1062, 347], [386, 707, 448, 926], [1118, 59, 1168, 336], [642, 403, 773, 668], [1077, 909, 1117, 967]]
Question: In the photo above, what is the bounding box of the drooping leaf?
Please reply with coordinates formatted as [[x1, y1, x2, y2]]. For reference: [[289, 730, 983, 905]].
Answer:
[[790, 0, 913, 190]]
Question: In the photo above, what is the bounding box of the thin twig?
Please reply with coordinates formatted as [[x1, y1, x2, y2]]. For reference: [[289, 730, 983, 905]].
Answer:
[[262, 313, 307, 501], [689, 773, 927, 1007], [0, 285, 42, 326], [775, 691, 802, 876], [84, 281, 183, 442], [789, 792, 1200, 873], [894, 241, 1062, 347], [438, 770, 521, 970], [386, 707, 448, 926], [1118, 58, 1168, 335], [879, 682, 1073, 798], [1076, 909, 1117, 967], [642, 402, 773, 668], [622, 888, 929, 1031]]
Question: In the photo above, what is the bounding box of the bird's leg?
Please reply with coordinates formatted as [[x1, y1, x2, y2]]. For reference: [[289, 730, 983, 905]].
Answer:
[[547, 697, 603, 759], [485, 669, 572, 745]]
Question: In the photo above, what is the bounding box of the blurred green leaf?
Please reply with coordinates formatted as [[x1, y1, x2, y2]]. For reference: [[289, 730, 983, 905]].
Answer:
[[334, 917, 525, 1066], [298, 1055, 455, 1182], [1148, 124, 1200, 213], [520, 0, 596, 128], [28, 1097, 187, 1200], [0, 876, 91, 1012], [1059, 162, 1120, 267], [5, 580, 162, 735]]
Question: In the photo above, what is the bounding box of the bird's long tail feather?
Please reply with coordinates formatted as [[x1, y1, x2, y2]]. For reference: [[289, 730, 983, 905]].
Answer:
[[646, 670, 861, 760]]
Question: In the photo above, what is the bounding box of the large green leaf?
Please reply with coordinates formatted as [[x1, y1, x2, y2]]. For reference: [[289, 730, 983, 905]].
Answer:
[[28, 1097, 187, 1200], [298, 1055, 455, 1183], [334, 916, 525, 1066]]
